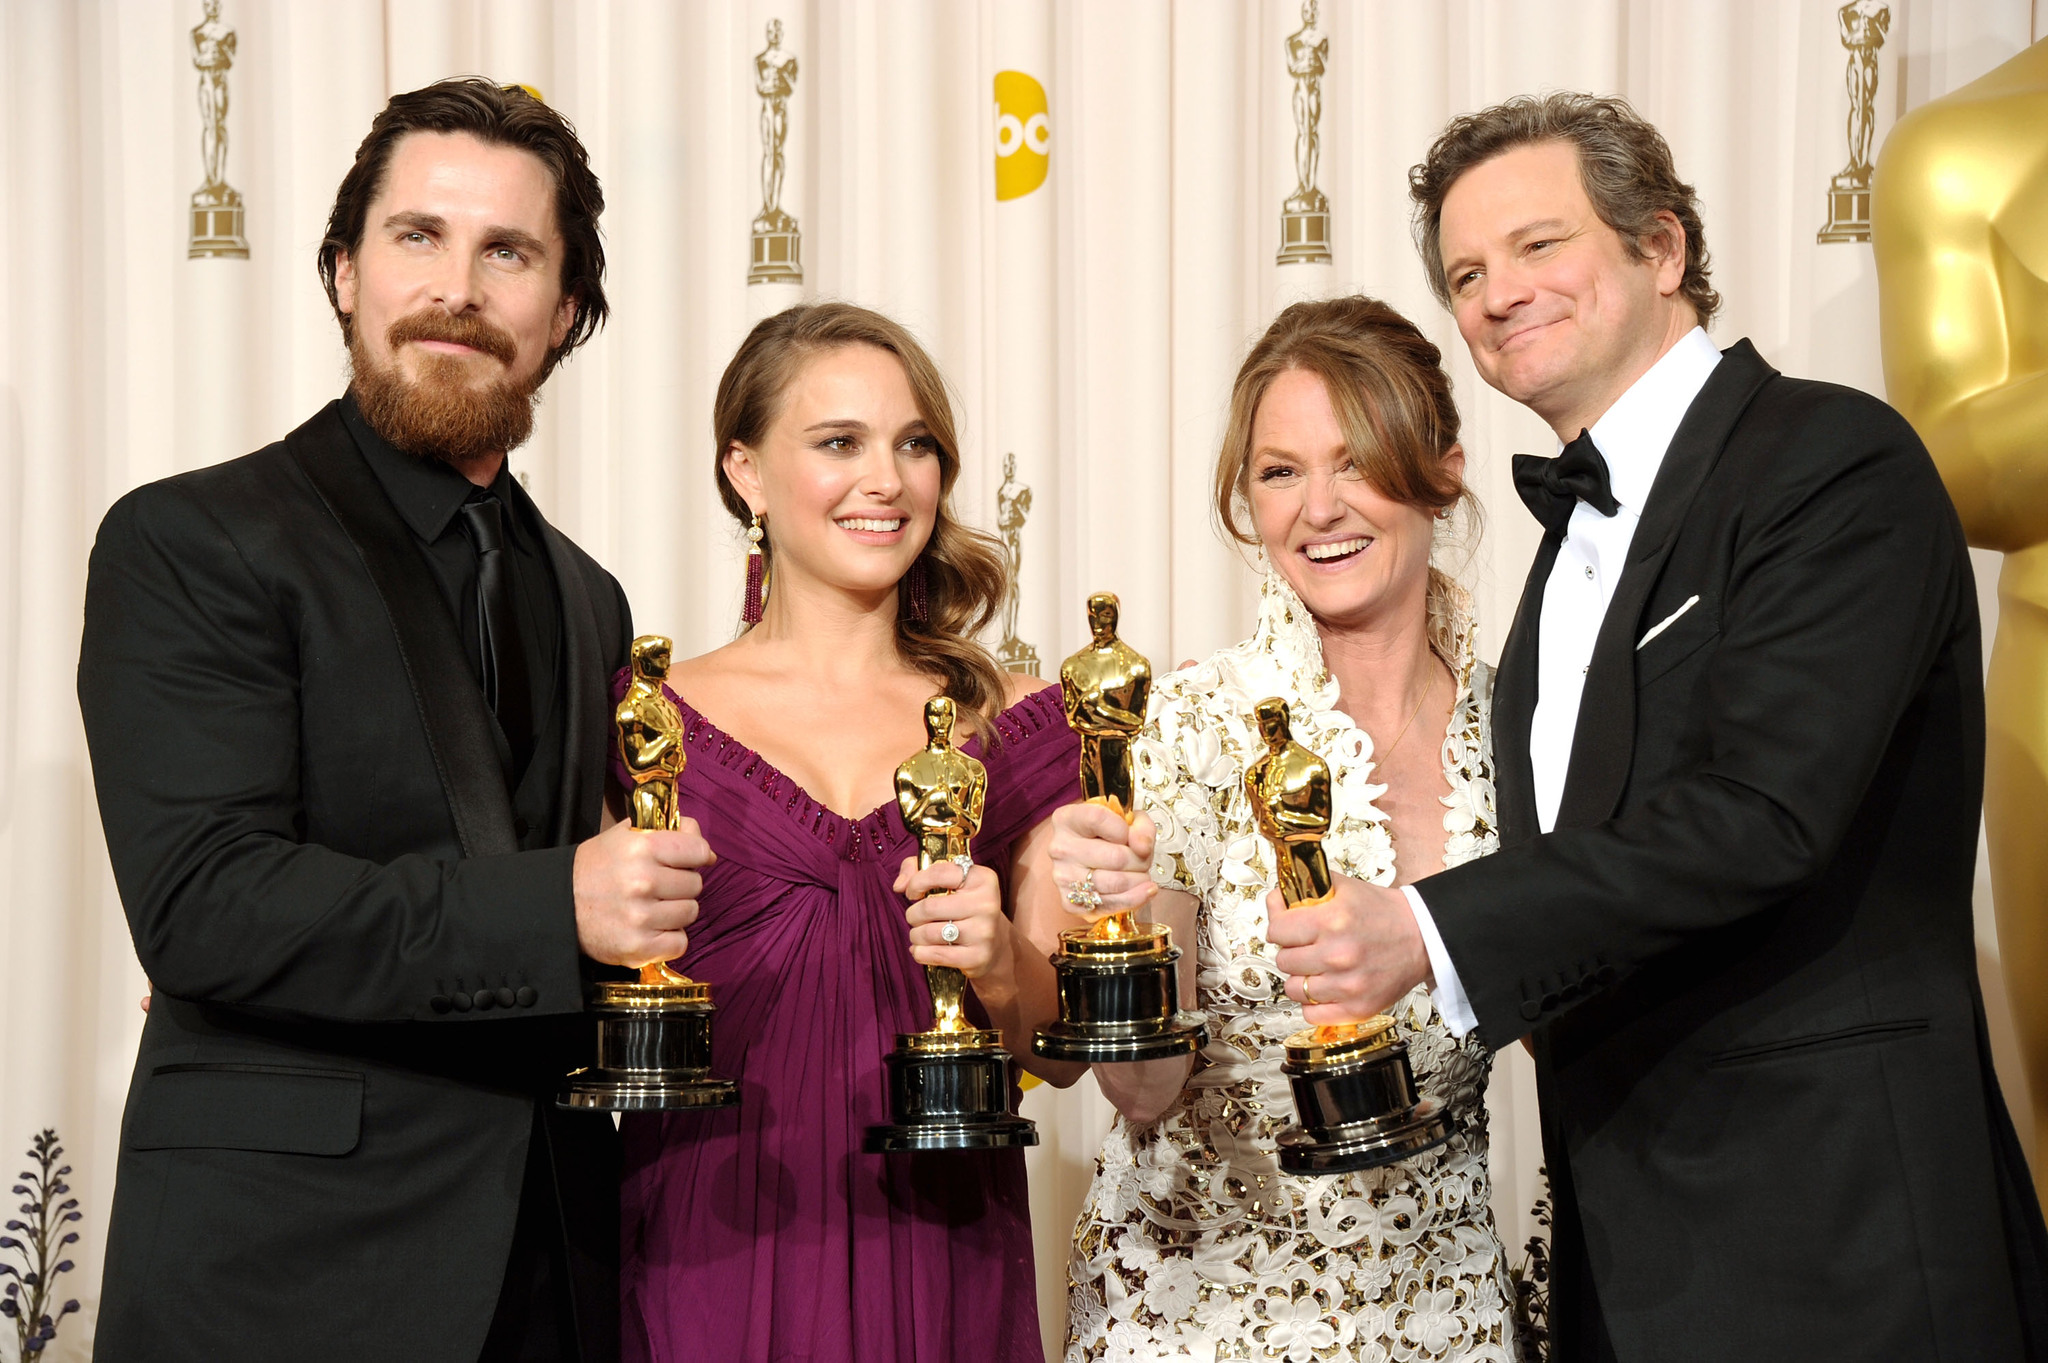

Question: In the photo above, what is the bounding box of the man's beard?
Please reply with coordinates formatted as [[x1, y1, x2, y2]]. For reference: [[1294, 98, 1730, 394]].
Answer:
[[348, 310, 543, 469]]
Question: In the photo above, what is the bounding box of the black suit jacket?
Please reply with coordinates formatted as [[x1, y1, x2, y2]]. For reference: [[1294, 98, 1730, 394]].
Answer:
[[1418, 341, 2048, 1361], [79, 402, 630, 1362]]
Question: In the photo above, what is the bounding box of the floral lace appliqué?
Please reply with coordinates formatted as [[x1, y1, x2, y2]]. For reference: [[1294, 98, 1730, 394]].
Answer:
[[1067, 571, 1515, 1363]]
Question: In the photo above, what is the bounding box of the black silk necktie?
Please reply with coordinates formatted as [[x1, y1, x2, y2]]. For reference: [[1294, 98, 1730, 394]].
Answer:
[[459, 494, 534, 777], [1513, 428, 1621, 537]]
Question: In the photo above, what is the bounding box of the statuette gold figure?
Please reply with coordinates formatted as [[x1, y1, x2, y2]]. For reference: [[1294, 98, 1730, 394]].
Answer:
[[188, 0, 249, 259], [1817, 0, 1891, 244], [994, 454, 1041, 677], [616, 636, 695, 988], [1277, 0, 1332, 265], [1248, 696, 1446, 1172], [1034, 595, 1205, 1063], [1061, 593, 1152, 942], [560, 634, 737, 1111], [749, 19, 803, 284], [1875, 37, 2048, 1204], [1246, 697, 1338, 910], [867, 696, 1037, 1151], [893, 697, 989, 1037]]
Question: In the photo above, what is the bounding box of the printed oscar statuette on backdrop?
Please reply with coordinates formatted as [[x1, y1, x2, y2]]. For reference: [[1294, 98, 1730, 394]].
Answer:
[[1248, 697, 1447, 1173], [559, 636, 739, 1112], [864, 697, 1038, 1153], [1033, 594, 1207, 1062]]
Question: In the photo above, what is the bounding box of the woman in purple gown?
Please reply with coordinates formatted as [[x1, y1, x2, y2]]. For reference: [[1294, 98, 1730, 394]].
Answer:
[[621, 303, 1087, 1362]]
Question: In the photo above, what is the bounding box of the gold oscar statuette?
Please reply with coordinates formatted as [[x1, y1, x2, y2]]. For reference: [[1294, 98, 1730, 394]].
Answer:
[[188, 0, 249, 259], [748, 19, 803, 284], [1874, 37, 2048, 1206], [1033, 593, 1207, 1062], [1276, 0, 1332, 266], [1817, 0, 1891, 244], [1248, 697, 1446, 1174], [559, 636, 738, 1112], [863, 697, 1037, 1152], [994, 454, 1042, 678]]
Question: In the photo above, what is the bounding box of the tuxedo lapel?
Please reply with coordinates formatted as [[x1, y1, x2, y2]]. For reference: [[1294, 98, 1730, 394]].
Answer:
[[1555, 339, 1778, 829], [1494, 492, 1563, 848], [536, 515, 607, 848], [288, 404, 520, 858]]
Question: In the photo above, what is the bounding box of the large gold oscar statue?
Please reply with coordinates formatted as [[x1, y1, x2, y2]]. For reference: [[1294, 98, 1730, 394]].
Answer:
[[1874, 39, 2048, 1202]]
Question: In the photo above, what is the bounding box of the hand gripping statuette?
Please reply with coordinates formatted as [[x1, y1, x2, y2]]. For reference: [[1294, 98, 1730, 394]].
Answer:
[[1247, 697, 1445, 1173], [1033, 594, 1207, 1062], [560, 636, 738, 1111], [864, 697, 1038, 1153]]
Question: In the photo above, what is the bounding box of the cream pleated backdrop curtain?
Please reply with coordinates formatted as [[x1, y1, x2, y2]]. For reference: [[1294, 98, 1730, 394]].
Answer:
[[3, 3, 2043, 1358]]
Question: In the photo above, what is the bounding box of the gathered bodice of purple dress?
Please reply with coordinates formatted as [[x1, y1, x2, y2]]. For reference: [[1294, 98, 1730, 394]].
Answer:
[[616, 679, 1079, 1363]]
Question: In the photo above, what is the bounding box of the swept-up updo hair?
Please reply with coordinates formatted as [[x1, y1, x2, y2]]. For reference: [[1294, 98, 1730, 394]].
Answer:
[[1214, 295, 1477, 664], [713, 303, 1011, 731]]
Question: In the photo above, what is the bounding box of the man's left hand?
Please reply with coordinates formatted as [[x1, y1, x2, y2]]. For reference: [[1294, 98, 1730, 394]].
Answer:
[[1266, 875, 1432, 1024]]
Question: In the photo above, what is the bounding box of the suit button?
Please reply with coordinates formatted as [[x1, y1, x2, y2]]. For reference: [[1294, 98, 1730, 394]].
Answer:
[[429, 994, 452, 1014], [515, 987, 538, 1008], [451, 991, 472, 1013], [496, 987, 517, 1009], [472, 989, 495, 1011], [1539, 991, 1561, 1012], [1520, 999, 1543, 1022]]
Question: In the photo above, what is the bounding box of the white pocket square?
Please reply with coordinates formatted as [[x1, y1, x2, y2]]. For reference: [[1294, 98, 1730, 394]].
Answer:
[[1637, 595, 1700, 650]]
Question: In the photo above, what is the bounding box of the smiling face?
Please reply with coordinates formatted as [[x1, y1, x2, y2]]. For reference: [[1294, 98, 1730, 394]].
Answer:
[[1245, 368, 1457, 635], [722, 343, 943, 613], [1437, 140, 1693, 437], [333, 131, 575, 466]]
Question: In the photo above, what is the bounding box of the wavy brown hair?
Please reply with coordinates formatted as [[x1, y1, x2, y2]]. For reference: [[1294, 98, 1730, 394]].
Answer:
[[1215, 296, 1477, 663], [1408, 91, 1719, 327], [713, 303, 1011, 732]]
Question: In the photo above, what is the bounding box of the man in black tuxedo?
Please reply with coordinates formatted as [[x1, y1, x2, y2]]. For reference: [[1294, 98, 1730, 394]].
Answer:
[[1265, 93, 2048, 1359], [79, 80, 711, 1362]]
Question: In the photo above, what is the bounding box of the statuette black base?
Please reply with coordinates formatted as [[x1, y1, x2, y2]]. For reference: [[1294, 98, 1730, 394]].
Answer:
[[558, 979, 740, 1113], [863, 1032, 1038, 1153], [1275, 1021, 1447, 1174], [1034, 925, 1207, 1063]]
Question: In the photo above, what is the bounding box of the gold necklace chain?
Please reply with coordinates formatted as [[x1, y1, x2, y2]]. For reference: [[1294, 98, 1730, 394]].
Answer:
[[1376, 663, 1440, 762]]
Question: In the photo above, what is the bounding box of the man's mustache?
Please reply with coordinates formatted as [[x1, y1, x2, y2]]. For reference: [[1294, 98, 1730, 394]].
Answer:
[[385, 310, 519, 367]]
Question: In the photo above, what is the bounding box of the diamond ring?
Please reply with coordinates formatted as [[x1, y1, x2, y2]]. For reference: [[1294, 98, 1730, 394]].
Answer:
[[951, 854, 975, 886], [1064, 871, 1103, 912], [940, 921, 961, 945]]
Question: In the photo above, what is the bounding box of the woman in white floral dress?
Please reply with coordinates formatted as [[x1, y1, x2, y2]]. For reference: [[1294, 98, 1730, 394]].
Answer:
[[1050, 298, 1518, 1363]]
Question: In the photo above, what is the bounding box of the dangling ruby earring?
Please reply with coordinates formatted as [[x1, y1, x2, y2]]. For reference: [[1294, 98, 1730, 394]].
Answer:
[[904, 556, 929, 623], [742, 512, 767, 624]]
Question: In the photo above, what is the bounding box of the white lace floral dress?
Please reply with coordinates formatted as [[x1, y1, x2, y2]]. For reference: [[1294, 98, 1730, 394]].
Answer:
[[1066, 571, 1517, 1363]]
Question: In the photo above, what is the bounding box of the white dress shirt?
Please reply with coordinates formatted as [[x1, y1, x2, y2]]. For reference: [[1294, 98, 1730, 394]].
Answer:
[[1406, 327, 1723, 1038]]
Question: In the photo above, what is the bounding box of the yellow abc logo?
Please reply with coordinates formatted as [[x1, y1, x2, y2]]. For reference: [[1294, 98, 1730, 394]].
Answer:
[[994, 70, 1050, 201]]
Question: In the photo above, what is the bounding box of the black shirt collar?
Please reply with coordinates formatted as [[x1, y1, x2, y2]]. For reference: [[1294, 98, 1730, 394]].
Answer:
[[339, 390, 527, 544]]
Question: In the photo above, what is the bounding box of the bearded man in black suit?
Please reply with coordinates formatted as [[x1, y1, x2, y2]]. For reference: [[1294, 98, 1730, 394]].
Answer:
[[79, 80, 711, 1362], [1264, 92, 2048, 1360]]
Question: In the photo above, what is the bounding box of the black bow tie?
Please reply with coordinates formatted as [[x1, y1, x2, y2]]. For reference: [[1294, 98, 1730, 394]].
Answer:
[[1513, 429, 1620, 537]]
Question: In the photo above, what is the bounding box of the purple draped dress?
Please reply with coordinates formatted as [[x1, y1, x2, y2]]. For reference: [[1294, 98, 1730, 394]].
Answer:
[[618, 682, 1079, 1363]]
